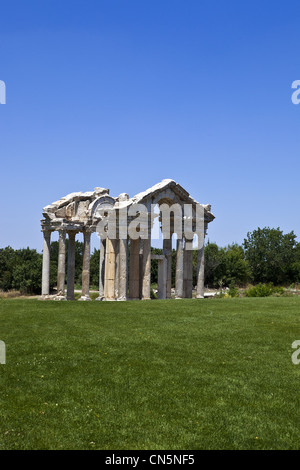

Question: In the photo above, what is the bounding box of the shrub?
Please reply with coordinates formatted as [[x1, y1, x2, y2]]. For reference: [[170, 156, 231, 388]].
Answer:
[[150, 288, 158, 299], [272, 285, 285, 295], [244, 283, 284, 297], [228, 286, 239, 297]]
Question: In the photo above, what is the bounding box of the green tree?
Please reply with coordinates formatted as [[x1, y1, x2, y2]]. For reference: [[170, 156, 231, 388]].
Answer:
[[290, 243, 300, 282], [201, 242, 250, 288], [243, 227, 298, 285], [11, 248, 43, 294], [0, 246, 16, 291], [203, 242, 226, 287], [90, 248, 100, 288], [223, 244, 251, 286], [74, 241, 84, 285], [150, 247, 162, 284]]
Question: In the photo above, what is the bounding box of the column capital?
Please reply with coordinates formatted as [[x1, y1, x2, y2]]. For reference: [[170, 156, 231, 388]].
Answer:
[[42, 229, 52, 237], [67, 230, 78, 240], [83, 227, 93, 235]]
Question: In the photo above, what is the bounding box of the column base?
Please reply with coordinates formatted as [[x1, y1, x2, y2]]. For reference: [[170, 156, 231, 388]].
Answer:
[[79, 295, 91, 301], [39, 294, 53, 301], [54, 295, 67, 301]]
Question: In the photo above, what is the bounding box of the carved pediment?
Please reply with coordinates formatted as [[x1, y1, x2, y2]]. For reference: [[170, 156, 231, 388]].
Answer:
[[41, 179, 214, 230]]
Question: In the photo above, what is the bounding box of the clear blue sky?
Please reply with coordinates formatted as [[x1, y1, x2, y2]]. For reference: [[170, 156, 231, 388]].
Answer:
[[1, 0, 300, 252]]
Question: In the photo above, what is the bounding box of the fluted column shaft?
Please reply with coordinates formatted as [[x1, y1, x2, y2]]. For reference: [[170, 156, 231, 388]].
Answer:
[[42, 230, 51, 297], [97, 238, 106, 300], [118, 238, 128, 300], [163, 237, 172, 298], [104, 238, 116, 300], [80, 230, 91, 300], [175, 238, 184, 298], [57, 229, 66, 298], [183, 237, 193, 298], [129, 239, 140, 300], [67, 231, 76, 300], [157, 257, 167, 299], [196, 240, 205, 299], [141, 237, 151, 300]]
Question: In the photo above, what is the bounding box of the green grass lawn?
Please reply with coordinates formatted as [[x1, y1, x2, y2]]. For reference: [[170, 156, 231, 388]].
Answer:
[[0, 297, 300, 450]]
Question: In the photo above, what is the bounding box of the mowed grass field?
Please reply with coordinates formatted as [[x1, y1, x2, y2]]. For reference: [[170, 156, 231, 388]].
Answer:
[[0, 297, 300, 450]]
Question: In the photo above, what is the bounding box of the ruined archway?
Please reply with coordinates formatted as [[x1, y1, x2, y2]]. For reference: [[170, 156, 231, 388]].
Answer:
[[41, 179, 214, 301]]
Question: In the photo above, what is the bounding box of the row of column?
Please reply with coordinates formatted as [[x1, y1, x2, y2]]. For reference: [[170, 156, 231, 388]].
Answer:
[[101, 237, 151, 301], [175, 237, 205, 299], [42, 229, 91, 301], [41, 230, 205, 300]]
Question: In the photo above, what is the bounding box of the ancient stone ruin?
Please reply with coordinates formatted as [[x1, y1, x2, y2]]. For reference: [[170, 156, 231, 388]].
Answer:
[[41, 179, 214, 300]]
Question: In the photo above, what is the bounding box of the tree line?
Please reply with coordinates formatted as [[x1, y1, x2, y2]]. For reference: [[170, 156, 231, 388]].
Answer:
[[1, 227, 300, 295]]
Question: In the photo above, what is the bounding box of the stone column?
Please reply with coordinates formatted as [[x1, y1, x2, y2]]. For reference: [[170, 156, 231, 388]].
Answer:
[[118, 237, 128, 301], [96, 238, 106, 300], [67, 231, 76, 301], [196, 240, 205, 299], [114, 240, 120, 299], [41, 230, 51, 297], [139, 248, 143, 300], [183, 237, 193, 298], [175, 238, 184, 298], [129, 239, 140, 300], [56, 229, 66, 299], [80, 230, 91, 301], [157, 257, 167, 299], [141, 237, 151, 300], [104, 238, 116, 300], [163, 237, 172, 298]]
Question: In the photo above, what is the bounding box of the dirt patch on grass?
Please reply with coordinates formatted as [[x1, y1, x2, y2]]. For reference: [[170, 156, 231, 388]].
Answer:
[[0, 290, 39, 299]]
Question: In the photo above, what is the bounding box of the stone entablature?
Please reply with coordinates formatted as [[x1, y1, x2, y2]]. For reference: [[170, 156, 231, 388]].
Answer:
[[40, 179, 215, 301]]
